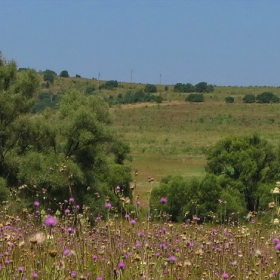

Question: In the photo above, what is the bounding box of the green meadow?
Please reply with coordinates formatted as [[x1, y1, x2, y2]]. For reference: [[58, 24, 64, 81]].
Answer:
[[40, 74, 280, 188]]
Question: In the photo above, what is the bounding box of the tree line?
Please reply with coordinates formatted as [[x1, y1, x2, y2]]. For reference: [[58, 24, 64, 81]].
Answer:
[[0, 53, 132, 218]]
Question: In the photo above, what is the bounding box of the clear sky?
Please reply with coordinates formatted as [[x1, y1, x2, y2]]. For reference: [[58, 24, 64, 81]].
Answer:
[[1, 1, 280, 86]]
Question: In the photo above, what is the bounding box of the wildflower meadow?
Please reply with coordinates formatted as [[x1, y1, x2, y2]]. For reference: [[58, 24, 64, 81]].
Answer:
[[1, 192, 280, 280]]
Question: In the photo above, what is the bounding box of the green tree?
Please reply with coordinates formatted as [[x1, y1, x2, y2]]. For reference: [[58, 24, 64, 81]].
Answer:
[[243, 94, 256, 103], [43, 69, 57, 84], [205, 134, 280, 212], [256, 92, 279, 103], [0, 54, 132, 214], [59, 70, 69, 77], [144, 84, 157, 93]]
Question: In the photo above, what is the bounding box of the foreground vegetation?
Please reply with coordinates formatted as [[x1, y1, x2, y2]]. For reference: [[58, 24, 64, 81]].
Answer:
[[1, 198, 280, 279]]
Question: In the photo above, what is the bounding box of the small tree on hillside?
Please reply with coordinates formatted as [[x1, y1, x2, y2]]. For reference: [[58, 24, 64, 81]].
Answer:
[[59, 70, 69, 77], [144, 84, 157, 93], [43, 69, 57, 84]]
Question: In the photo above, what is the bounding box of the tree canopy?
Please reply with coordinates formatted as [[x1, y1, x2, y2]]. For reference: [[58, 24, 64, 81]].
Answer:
[[0, 53, 132, 216], [205, 134, 280, 211]]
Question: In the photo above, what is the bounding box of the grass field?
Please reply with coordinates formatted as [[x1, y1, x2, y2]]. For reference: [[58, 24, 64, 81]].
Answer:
[[41, 74, 280, 188]]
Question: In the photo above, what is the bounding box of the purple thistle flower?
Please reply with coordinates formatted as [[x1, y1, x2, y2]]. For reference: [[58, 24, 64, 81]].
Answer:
[[70, 270, 77, 278], [118, 262, 125, 269], [32, 272, 38, 278], [130, 219, 136, 225], [169, 256, 177, 262], [105, 202, 112, 209], [160, 197, 167, 204], [34, 201, 40, 207], [64, 249, 71, 256], [116, 186, 120, 190], [275, 242, 280, 250], [44, 215, 57, 227], [69, 197, 75, 203], [18, 266, 24, 272], [222, 273, 229, 279], [96, 278, 103, 280]]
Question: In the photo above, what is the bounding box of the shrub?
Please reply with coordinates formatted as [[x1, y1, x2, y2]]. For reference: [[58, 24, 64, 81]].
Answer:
[[85, 86, 95, 95], [195, 82, 214, 93], [186, 93, 204, 102], [144, 83, 157, 93], [256, 92, 279, 103], [59, 70, 69, 77], [100, 80, 118, 90], [43, 70, 57, 83], [243, 94, 256, 103], [225, 96, 234, 103]]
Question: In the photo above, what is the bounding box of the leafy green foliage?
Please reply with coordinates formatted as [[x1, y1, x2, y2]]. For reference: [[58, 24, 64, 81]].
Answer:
[[100, 80, 118, 90], [59, 70, 69, 77], [0, 54, 132, 214], [106, 90, 163, 105], [43, 69, 57, 84], [0, 177, 9, 202], [31, 92, 60, 113], [174, 82, 214, 93], [243, 94, 256, 103], [186, 93, 204, 102], [225, 96, 234, 103], [144, 84, 157, 93], [174, 83, 195, 93], [205, 134, 280, 211], [195, 82, 214, 93], [85, 86, 95, 95], [150, 173, 245, 222], [256, 92, 279, 103]]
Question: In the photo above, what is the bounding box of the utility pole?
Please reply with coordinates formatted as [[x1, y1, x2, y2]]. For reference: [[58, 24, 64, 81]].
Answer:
[[131, 69, 133, 83]]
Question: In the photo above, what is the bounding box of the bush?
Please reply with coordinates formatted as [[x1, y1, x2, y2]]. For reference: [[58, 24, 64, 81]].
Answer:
[[43, 70, 57, 83], [243, 94, 256, 103], [85, 86, 95, 95], [100, 80, 118, 90], [59, 70, 69, 78], [0, 177, 9, 202], [195, 82, 214, 93], [174, 83, 195, 93], [144, 84, 157, 93], [256, 92, 279, 103], [225, 96, 234, 103], [186, 93, 204, 102]]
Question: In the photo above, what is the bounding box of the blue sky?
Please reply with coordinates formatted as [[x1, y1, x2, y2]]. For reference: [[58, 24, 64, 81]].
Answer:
[[1, 1, 280, 86]]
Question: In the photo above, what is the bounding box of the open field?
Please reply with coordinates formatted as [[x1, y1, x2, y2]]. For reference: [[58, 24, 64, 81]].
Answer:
[[40, 74, 280, 188], [112, 100, 280, 188]]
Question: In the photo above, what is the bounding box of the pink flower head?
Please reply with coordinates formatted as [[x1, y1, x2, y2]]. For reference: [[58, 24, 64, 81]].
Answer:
[[69, 197, 75, 203], [130, 219, 136, 225], [160, 197, 167, 204], [44, 215, 57, 227], [169, 256, 177, 262], [222, 273, 229, 279], [275, 242, 280, 250], [105, 202, 112, 209], [118, 262, 125, 269], [34, 201, 40, 207]]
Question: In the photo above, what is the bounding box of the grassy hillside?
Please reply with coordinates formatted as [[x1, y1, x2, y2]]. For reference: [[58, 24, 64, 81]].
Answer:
[[37, 73, 280, 189]]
